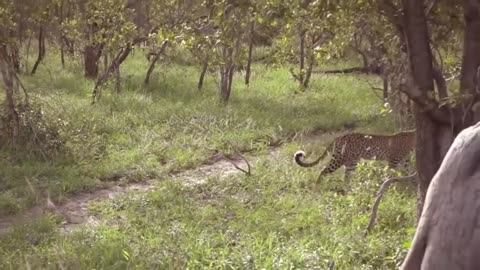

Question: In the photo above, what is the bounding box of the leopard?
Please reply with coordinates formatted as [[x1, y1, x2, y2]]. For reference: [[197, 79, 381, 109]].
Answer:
[[294, 130, 416, 180]]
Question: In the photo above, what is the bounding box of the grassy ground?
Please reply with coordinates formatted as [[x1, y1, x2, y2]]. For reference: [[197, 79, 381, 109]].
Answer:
[[0, 147, 415, 269], [0, 50, 392, 216], [0, 49, 416, 268]]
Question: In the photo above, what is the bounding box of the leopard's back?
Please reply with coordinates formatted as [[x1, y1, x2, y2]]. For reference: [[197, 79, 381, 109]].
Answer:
[[322, 130, 415, 175]]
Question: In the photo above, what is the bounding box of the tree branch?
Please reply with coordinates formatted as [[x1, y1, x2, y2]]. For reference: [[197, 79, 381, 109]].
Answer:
[[425, 0, 437, 16], [398, 83, 451, 124], [225, 153, 251, 176], [91, 37, 148, 104], [365, 172, 417, 235], [144, 40, 169, 85]]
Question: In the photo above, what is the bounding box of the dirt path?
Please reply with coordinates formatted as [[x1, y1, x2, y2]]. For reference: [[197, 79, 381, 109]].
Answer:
[[0, 130, 345, 236], [0, 148, 283, 235]]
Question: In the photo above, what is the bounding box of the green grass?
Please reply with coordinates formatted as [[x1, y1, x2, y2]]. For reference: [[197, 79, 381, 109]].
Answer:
[[0, 145, 416, 269], [0, 50, 392, 215], [0, 49, 417, 268]]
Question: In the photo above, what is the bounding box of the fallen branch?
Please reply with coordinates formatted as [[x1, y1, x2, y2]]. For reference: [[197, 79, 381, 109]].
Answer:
[[225, 153, 251, 176], [365, 172, 417, 236]]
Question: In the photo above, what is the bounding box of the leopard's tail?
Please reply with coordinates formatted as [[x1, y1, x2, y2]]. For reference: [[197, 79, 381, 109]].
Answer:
[[294, 143, 333, 167]]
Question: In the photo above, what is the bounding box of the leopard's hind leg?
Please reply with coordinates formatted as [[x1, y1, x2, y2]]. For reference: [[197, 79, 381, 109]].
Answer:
[[317, 155, 343, 182]]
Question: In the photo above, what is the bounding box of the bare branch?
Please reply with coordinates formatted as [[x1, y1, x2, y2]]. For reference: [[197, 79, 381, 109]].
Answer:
[[425, 0, 437, 16], [225, 153, 251, 176], [362, 77, 385, 101], [365, 172, 417, 236], [398, 83, 451, 124]]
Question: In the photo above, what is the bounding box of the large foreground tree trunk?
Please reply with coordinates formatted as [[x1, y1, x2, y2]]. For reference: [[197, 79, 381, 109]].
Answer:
[[402, 0, 451, 219], [402, 0, 462, 220]]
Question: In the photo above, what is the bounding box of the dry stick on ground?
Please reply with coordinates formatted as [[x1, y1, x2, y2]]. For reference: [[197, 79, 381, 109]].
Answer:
[[224, 153, 252, 176], [365, 172, 417, 236]]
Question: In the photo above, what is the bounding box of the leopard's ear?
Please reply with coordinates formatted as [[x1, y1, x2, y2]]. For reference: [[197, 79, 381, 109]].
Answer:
[[294, 150, 306, 158]]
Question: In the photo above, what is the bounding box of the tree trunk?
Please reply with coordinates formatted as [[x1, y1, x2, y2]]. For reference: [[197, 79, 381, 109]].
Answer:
[[31, 26, 46, 75], [0, 45, 20, 147], [144, 40, 168, 86], [59, 0, 65, 69], [299, 30, 306, 86], [103, 53, 108, 72], [115, 65, 121, 95], [25, 33, 32, 73], [92, 45, 132, 103], [198, 57, 208, 90], [63, 36, 74, 55], [84, 45, 102, 79], [402, 0, 444, 219], [302, 52, 315, 88], [382, 66, 389, 102], [220, 47, 234, 103], [245, 22, 254, 86], [60, 42, 65, 69]]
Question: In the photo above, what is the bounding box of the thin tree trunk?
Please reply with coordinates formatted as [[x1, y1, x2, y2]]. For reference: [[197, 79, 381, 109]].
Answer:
[[63, 36, 74, 55], [0, 45, 20, 147], [31, 26, 46, 75], [144, 40, 168, 85], [59, 0, 65, 69], [92, 44, 133, 103], [115, 65, 121, 95], [299, 30, 306, 85], [104, 53, 108, 72], [220, 47, 234, 103], [60, 41, 65, 68], [245, 22, 254, 86], [64, 2, 74, 56], [382, 67, 389, 102], [198, 57, 208, 90], [227, 64, 235, 95], [302, 52, 315, 88], [25, 33, 32, 73]]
